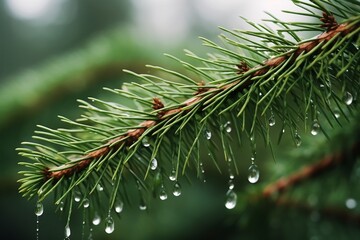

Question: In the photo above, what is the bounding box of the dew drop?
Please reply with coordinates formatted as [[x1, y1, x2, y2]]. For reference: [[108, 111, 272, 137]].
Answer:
[[248, 164, 260, 184], [169, 168, 177, 181], [334, 109, 341, 119], [204, 129, 212, 140], [199, 162, 206, 183], [294, 131, 302, 147], [35, 202, 44, 216], [223, 121, 232, 133], [343, 91, 353, 105], [83, 198, 90, 208], [269, 114, 276, 127], [159, 185, 168, 200], [225, 189, 237, 209], [59, 201, 64, 211], [139, 198, 147, 211], [172, 182, 182, 197], [88, 228, 94, 240], [74, 190, 81, 202], [345, 198, 357, 209], [92, 212, 101, 225], [64, 223, 71, 238], [150, 158, 158, 170], [142, 137, 150, 147], [104, 215, 115, 234], [228, 179, 235, 190], [114, 200, 124, 213], [311, 120, 320, 136], [97, 184, 104, 192]]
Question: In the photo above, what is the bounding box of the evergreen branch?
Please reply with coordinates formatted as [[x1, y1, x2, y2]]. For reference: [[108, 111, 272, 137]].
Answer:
[[17, 0, 360, 224], [263, 138, 360, 197], [40, 12, 359, 182]]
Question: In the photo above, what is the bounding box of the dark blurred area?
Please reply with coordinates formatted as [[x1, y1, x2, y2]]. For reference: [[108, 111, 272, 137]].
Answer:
[[0, 0, 130, 80]]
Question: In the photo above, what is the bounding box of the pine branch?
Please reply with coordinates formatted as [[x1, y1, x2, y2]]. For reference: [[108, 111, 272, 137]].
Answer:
[[17, 0, 360, 234], [36, 12, 359, 182], [263, 137, 360, 197]]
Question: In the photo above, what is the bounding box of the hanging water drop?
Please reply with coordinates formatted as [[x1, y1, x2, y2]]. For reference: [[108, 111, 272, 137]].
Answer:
[[169, 168, 177, 181], [228, 179, 235, 190], [88, 228, 94, 240], [97, 184, 104, 192], [172, 182, 182, 197], [74, 190, 81, 202], [35, 202, 44, 216], [199, 162, 206, 183], [311, 120, 320, 136], [142, 137, 150, 147], [334, 109, 341, 119], [139, 197, 147, 211], [59, 201, 64, 211], [343, 91, 353, 105], [294, 131, 302, 147], [64, 223, 71, 238], [150, 158, 158, 170], [114, 200, 124, 213], [223, 121, 232, 133], [225, 189, 237, 209], [159, 185, 168, 200], [92, 212, 101, 225], [204, 129, 212, 140], [269, 113, 276, 127], [248, 164, 260, 184], [83, 198, 90, 208], [104, 215, 115, 234]]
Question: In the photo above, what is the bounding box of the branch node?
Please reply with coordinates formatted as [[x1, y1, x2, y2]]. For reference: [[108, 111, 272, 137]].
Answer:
[[320, 11, 338, 32]]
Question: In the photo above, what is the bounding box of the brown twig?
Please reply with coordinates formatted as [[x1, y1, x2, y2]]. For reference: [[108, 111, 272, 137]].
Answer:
[[263, 140, 359, 197], [44, 14, 359, 181]]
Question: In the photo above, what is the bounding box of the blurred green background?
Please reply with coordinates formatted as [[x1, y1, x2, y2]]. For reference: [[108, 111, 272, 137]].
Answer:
[[1, 1, 359, 240]]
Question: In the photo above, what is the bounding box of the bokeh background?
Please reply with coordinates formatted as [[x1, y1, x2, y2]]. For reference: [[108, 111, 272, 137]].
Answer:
[[3, 1, 356, 240]]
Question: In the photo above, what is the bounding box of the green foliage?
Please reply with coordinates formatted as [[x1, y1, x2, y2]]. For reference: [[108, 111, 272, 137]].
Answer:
[[17, 0, 360, 238]]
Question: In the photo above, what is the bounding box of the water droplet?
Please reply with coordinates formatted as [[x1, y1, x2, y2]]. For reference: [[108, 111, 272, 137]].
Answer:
[[204, 129, 212, 140], [139, 198, 147, 211], [248, 164, 260, 184], [88, 228, 94, 240], [169, 168, 177, 181], [334, 109, 340, 119], [59, 201, 64, 211], [343, 91, 353, 105], [104, 215, 115, 234], [92, 212, 101, 225], [199, 162, 206, 183], [83, 198, 90, 208], [159, 185, 168, 200], [228, 179, 235, 190], [311, 120, 320, 136], [74, 190, 81, 202], [269, 114, 276, 127], [294, 131, 302, 147], [172, 182, 182, 197], [97, 184, 103, 192], [64, 223, 71, 238], [114, 200, 124, 213], [150, 158, 158, 170], [35, 202, 44, 216], [345, 198, 357, 209], [142, 137, 150, 147], [225, 189, 237, 209], [229, 173, 235, 180], [223, 121, 232, 133]]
